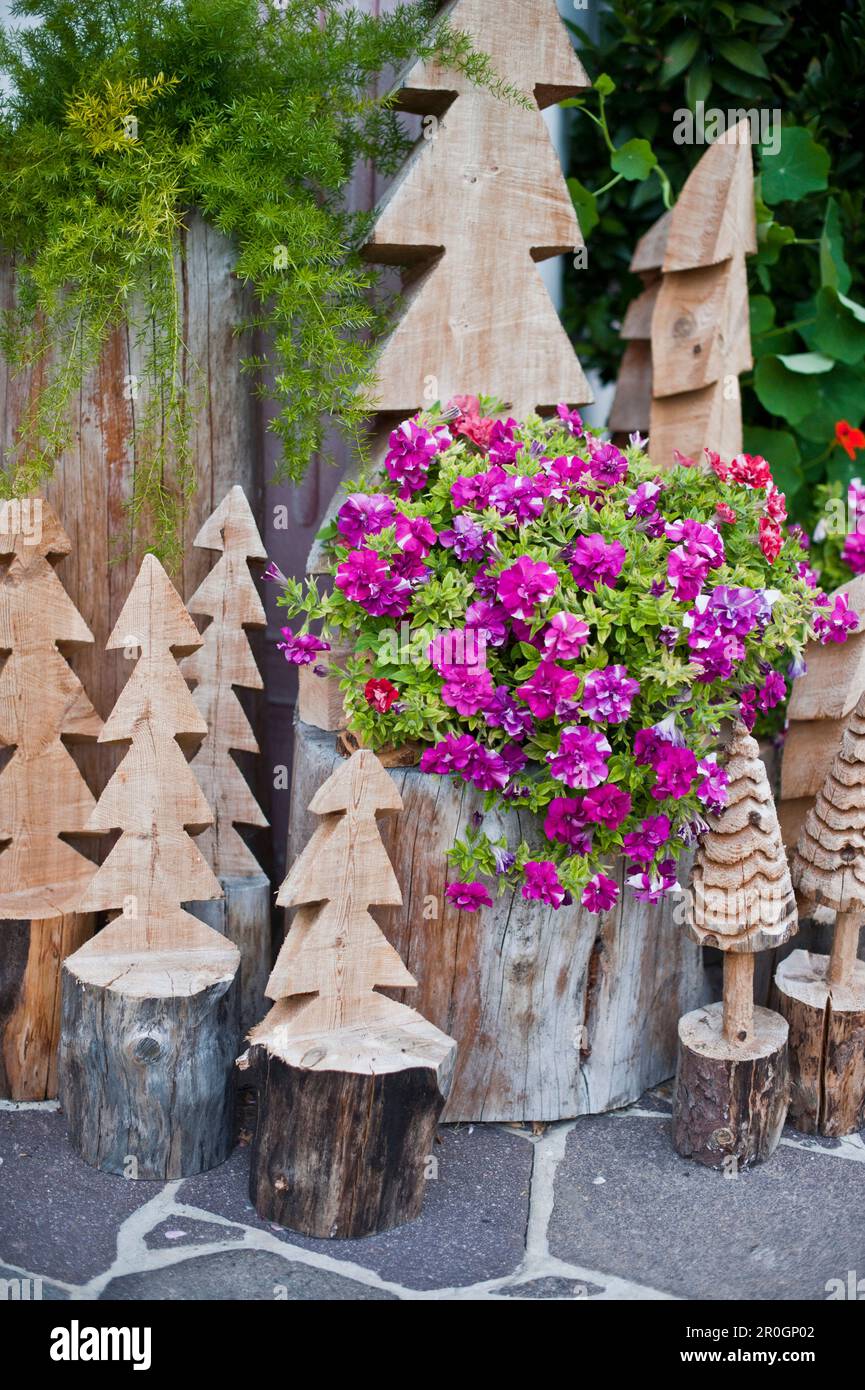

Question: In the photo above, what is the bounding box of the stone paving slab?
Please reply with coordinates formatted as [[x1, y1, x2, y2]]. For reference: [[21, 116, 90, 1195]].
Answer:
[[100, 1250, 398, 1301]]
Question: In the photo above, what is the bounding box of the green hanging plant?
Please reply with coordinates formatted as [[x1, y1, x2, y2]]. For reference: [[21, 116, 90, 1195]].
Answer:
[[0, 0, 515, 567]]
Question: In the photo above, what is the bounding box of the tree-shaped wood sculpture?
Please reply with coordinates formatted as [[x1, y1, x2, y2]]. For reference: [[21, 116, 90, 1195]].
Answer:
[[240, 749, 456, 1238], [0, 501, 101, 1100], [775, 689, 865, 1135], [181, 487, 270, 1032], [59, 554, 241, 1179], [673, 723, 796, 1168], [608, 213, 669, 444], [362, 0, 592, 417]]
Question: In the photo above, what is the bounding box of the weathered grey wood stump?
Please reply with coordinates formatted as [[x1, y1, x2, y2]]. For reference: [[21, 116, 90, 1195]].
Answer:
[[288, 722, 709, 1123], [187, 873, 271, 1036]]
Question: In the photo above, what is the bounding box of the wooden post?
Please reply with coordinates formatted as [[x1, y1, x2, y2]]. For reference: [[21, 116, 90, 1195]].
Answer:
[[181, 487, 271, 1033], [673, 723, 795, 1168], [59, 555, 240, 1178], [774, 690, 865, 1135], [608, 215, 668, 444], [241, 749, 456, 1238], [0, 500, 102, 1099]]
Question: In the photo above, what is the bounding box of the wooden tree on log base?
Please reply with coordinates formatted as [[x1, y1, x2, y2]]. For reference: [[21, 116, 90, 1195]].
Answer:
[[240, 749, 456, 1238], [0, 501, 102, 1100], [59, 554, 240, 1179], [181, 487, 270, 1032], [673, 723, 796, 1168], [774, 690, 865, 1136], [608, 213, 669, 444]]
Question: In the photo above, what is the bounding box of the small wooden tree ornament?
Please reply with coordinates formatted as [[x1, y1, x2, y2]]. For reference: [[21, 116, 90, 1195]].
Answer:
[[0, 501, 102, 1099], [59, 555, 241, 1178], [240, 749, 456, 1238], [181, 487, 270, 1032], [673, 723, 796, 1168], [774, 690, 865, 1136]]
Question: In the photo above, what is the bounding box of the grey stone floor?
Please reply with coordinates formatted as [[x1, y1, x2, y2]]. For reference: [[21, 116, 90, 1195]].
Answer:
[[2, 1084, 864, 1301]]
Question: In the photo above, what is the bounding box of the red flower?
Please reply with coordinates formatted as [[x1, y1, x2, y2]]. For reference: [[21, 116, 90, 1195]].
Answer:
[[673, 449, 697, 468], [765, 485, 787, 524], [365, 677, 399, 712], [705, 449, 729, 481], [715, 502, 737, 524], [449, 394, 496, 450], [728, 453, 772, 489], [759, 516, 783, 564], [836, 420, 865, 461]]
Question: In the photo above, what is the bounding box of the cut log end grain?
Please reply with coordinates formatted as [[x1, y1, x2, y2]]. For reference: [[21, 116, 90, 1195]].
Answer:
[[673, 1002, 789, 1169], [772, 948, 865, 1137]]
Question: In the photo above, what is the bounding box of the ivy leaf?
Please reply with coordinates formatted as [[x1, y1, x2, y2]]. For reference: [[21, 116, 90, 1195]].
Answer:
[[610, 138, 657, 182], [567, 177, 599, 239], [716, 39, 770, 80], [813, 287, 865, 366], [761, 126, 830, 204], [662, 31, 700, 82], [776, 351, 835, 373]]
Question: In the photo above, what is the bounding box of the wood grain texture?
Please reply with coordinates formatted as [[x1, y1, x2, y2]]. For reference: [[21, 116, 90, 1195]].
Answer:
[[181, 487, 269, 878], [773, 948, 865, 1136], [791, 686, 865, 926], [673, 1002, 789, 1168], [0, 911, 94, 1100], [289, 723, 709, 1122], [363, 0, 592, 415], [186, 873, 271, 1035]]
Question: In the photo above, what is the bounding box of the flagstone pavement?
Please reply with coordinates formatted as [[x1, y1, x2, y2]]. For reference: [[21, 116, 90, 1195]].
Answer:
[[2, 1083, 864, 1301]]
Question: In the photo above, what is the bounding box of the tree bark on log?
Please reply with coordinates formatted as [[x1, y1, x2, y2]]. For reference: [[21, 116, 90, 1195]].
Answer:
[[60, 945, 240, 1178], [289, 722, 709, 1122], [673, 1002, 789, 1168], [187, 873, 272, 1036], [240, 1012, 456, 1238], [0, 912, 94, 1100], [772, 948, 865, 1137]]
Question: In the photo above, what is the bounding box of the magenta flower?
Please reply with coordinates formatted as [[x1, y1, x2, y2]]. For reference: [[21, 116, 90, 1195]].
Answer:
[[336, 493, 396, 547], [667, 544, 709, 602], [395, 512, 436, 557], [521, 860, 567, 909], [385, 418, 451, 497], [429, 628, 486, 674], [544, 797, 593, 854], [439, 514, 491, 562], [441, 665, 495, 717], [277, 628, 331, 666], [758, 670, 786, 711], [814, 592, 858, 644], [569, 533, 627, 592], [580, 664, 640, 724], [543, 611, 590, 660], [517, 659, 580, 720], [420, 733, 479, 776], [622, 814, 671, 863], [489, 473, 548, 525], [486, 685, 535, 740], [465, 745, 510, 791], [583, 783, 632, 830], [465, 599, 510, 646], [651, 745, 698, 800], [582, 872, 619, 913], [446, 881, 493, 912], [547, 725, 612, 789], [263, 559, 287, 584], [497, 556, 559, 620], [488, 418, 524, 465], [665, 518, 725, 568], [627, 858, 678, 903], [557, 403, 584, 436], [335, 548, 412, 617], [588, 441, 628, 488], [696, 756, 729, 814], [739, 685, 758, 729], [626, 481, 662, 518]]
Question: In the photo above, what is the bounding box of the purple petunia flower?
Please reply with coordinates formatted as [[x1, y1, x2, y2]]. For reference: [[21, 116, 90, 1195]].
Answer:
[[465, 744, 510, 791], [582, 872, 619, 913], [335, 548, 412, 617], [440, 664, 495, 717], [758, 670, 787, 712], [446, 881, 493, 912], [493, 845, 516, 875], [696, 756, 729, 814], [336, 493, 396, 547], [497, 556, 559, 620], [557, 403, 584, 437], [583, 783, 632, 830], [543, 611, 590, 660], [521, 860, 567, 909], [488, 418, 524, 465], [438, 514, 491, 563], [664, 518, 725, 568], [276, 627, 331, 666], [580, 664, 640, 724], [569, 533, 627, 593], [627, 858, 678, 903], [547, 725, 612, 789], [667, 544, 710, 602], [517, 659, 581, 720], [659, 625, 679, 649], [486, 685, 535, 740], [651, 745, 698, 800], [429, 628, 486, 674], [395, 512, 436, 558], [489, 473, 548, 525], [385, 417, 451, 498], [626, 481, 662, 519], [263, 559, 287, 584], [420, 733, 479, 776], [544, 797, 593, 854], [588, 441, 629, 488], [465, 599, 510, 647], [622, 814, 671, 863], [814, 592, 859, 644]]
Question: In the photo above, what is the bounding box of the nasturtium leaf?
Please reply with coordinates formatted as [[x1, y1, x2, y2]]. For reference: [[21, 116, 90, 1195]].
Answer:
[[567, 177, 599, 239], [754, 356, 819, 423], [794, 364, 865, 443], [820, 198, 852, 295], [776, 351, 835, 374], [716, 38, 771, 79], [760, 126, 830, 204], [610, 138, 657, 182], [749, 295, 776, 335], [813, 287, 865, 365]]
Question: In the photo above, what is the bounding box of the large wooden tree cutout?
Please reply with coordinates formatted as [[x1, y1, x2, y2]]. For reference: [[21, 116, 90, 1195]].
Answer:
[[673, 723, 794, 1169], [363, 0, 592, 417], [60, 554, 240, 1178], [0, 501, 101, 1099], [775, 690, 865, 1135], [242, 750, 456, 1238]]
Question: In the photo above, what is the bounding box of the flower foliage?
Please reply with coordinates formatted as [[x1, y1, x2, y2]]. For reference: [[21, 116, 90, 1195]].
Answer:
[[279, 400, 853, 913]]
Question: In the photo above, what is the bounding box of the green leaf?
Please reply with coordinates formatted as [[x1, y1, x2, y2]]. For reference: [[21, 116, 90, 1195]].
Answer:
[[610, 138, 657, 182], [794, 364, 865, 443], [749, 295, 776, 335], [754, 356, 819, 423], [776, 351, 835, 374], [685, 59, 712, 110], [813, 287, 865, 365], [760, 126, 830, 204], [716, 39, 770, 79], [662, 31, 700, 82], [737, 3, 785, 21], [756, 218, 795, 266], [742, 427, 802, 497], [567, 177, 599, 239], [820, 198, 852, 295], [594, 73, 616, 96]]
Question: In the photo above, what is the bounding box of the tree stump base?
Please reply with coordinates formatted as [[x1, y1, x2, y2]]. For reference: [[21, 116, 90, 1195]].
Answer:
[[60, 935, 240, 1178], [772, 948, 865, 1137], [673, 1002, 789, 1169], [0, 912, 95, 1100], [240, 1002, 457, 1238], [187, 873, 271, 1035]]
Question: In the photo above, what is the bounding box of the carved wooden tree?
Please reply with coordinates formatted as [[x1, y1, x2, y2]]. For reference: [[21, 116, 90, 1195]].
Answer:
[[673, 723, 795, 1168], [241, 749, 456, 1238], [608, 213, 669, 444], [181, 487, 270, 1031], [775, 690, 865, 1135], [59, 554, 240, 1178], [0, 501, 101, 1100]]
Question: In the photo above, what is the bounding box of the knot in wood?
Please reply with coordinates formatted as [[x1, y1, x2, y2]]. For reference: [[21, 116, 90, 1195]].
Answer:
[[300, 1046, 327, 1069], [132, 1035, 163, 1064], [841, 844, 856, 863], [672, 310, 696, 340], [711, 1126, 735, 1148], [748, 810, 763, 828]]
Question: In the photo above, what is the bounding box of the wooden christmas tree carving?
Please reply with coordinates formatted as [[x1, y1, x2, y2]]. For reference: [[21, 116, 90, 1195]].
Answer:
[[774, 689, 865, 1135], [242, 749, 456, 1238], [608, 216, 667, 442], [674, 723, 793, 1169], [75, 553, 227, 954], [181, 486, 268, 878], [363, 0, 592, 416], [0, 501, 102, 1099]]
